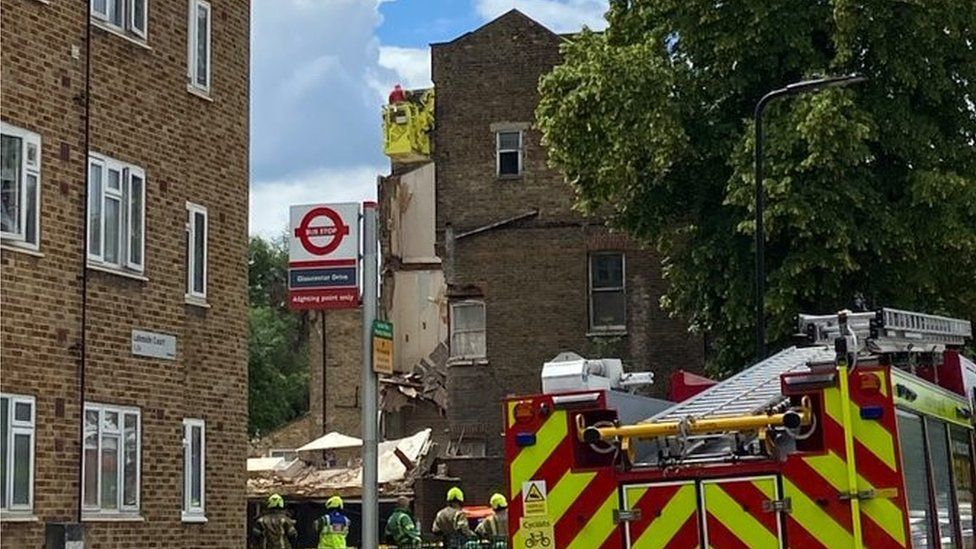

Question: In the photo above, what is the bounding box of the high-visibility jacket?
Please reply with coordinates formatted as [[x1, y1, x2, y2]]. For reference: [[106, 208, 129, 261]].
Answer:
[[253, 511, 298, 549], [314, 510, 350, 548], [385, 507, 421, 546], [432, 505, 473, 548]]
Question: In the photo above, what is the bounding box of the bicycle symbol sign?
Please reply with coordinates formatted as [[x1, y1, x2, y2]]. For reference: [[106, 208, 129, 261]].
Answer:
[[519, 516, 555, 549]]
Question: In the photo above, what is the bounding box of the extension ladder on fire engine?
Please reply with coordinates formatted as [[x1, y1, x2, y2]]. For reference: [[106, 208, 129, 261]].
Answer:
[[797, 307, 972, 351], [648, 346, 834, 423]]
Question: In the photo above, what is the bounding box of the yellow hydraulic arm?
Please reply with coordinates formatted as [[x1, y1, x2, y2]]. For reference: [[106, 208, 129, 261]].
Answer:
[[578, 397, 812, 445]]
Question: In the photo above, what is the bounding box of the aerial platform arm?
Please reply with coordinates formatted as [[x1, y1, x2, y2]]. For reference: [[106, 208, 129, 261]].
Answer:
[[578, 397, 811, 445]]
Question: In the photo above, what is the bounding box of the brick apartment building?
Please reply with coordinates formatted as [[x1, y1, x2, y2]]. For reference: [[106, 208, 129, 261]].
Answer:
[[1, 0, 249, 546], [373, 9, 706, 498]]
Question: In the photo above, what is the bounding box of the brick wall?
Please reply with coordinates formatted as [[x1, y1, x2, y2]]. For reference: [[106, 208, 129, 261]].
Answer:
[[308, 309, 363, 439], [430, 10, 704, 459], [1, 0, 249, 546], [248, 414, 315, 458]]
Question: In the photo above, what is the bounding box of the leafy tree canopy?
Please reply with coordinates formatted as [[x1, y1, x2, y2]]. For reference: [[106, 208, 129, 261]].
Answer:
[[248, 235, 308, 436], [538, 0, 976, 374]]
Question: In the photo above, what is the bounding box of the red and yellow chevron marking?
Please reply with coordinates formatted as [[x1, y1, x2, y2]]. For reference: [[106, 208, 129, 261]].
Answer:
[[783, 367, 909, 548], [624, 481, 700, 549], [506, 403, 622, 548], [702, 476, 781, 548]]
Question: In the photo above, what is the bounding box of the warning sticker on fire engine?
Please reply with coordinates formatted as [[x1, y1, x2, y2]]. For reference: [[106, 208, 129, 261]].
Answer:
[[522, 480, 548, 516], [519, 516, 554, 548]]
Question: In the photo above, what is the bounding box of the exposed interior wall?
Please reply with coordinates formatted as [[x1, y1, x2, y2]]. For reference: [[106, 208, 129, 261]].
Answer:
[[380, 161, 449, 374], [391, 163, 438, 261], [392, 270, 448, 372]]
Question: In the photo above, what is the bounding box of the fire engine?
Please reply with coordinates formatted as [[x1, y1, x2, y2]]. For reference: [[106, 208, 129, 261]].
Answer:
[[504, 308, 974, 548]]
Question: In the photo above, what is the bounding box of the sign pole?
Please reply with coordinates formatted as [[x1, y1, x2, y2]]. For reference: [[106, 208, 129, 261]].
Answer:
[[360, 201, 379, 549]]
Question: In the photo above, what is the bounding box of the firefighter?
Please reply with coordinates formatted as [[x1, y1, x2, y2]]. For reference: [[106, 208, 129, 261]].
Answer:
[[432, 486, 474, 548], [475, 493, 509, 547], [385, 495, 422, 547], [314, 495, 351, 548], [253, 493, 298, 549], [389, 84, 407, 104]]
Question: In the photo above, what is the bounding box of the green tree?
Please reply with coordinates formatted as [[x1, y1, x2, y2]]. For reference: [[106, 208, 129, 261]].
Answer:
[[537, 1, 976, 374], [248, 235, 309, 436]]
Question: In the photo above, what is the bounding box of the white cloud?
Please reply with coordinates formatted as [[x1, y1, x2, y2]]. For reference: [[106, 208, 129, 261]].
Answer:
[[251, 0, 395, 181], [366, 45, 433, 103], [251, 0, 414, 237], [379, 46, 432, 89], [475, 0, 608, 33], [249, 165, 385, 238]]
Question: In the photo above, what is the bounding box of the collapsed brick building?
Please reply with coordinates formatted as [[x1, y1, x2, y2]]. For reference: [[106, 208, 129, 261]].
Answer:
[[379, 9, 706, 498], [1, 0, 249, 546]]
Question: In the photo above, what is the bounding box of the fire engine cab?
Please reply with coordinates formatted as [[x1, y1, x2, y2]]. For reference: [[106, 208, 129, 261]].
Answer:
[[504, 308, 974, 548]]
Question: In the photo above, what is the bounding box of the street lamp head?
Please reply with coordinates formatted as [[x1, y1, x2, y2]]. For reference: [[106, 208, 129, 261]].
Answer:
[[785, 74, 868, 95], [752, 72, 866, 359]]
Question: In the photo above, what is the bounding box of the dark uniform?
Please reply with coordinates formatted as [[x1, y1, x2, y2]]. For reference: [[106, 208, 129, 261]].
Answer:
[[433, 505, 474, 548], [253, 509, 298, 549]]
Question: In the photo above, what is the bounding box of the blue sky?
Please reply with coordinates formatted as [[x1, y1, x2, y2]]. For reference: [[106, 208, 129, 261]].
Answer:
[[249, 0, 609, 238]]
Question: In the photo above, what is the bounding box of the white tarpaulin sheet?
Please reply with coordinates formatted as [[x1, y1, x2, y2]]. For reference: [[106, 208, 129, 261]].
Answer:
[[248, 457, 285, 472], [373, 428, 431, 484], [296, 431, 363, 452]]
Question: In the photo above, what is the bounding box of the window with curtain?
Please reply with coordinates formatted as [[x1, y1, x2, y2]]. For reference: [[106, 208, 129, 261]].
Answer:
[[83, 403, 140, 514]]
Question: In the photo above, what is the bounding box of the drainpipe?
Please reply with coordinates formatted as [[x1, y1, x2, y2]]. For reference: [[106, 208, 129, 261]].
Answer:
[[77, 0, 93, 523]]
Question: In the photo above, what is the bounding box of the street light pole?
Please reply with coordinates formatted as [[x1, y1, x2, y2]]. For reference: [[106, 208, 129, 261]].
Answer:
[[753, 74, 866, 360], [361, 201, 379, 549]]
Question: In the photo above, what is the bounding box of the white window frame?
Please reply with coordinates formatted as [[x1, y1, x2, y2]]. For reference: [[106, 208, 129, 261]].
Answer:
[[185, 202, 208, 300], [91, 0, 122, 28], [1, 122, 42, 251], [449, 300, 487, 360], [130, 0, 148, 39], [182, 418, 206, 521], [588, 252, 627, 332], [0, 394, 36, 513], [496, 130, 523, 177], [87, 154, 146, 274], [188, 0, 212, 93], [91, 0, 110, 20], [91, 0, 149, 39], [82, 403, 141, 515]]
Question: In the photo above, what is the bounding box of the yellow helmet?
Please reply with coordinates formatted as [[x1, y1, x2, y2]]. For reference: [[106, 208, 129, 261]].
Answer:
[[446, 486, 465, 503], [326, 495, 344, 509], [489, 493, 508, 510], [267, 493, 285, 509]]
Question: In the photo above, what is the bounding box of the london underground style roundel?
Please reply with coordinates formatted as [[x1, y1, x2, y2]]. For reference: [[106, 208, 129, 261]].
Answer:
[[294, 206, 350, 256], [288, 203, 360, 264]]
